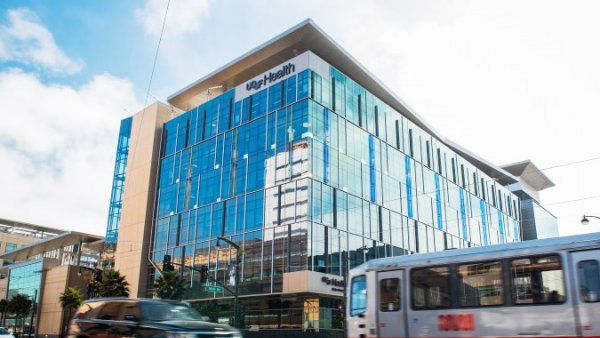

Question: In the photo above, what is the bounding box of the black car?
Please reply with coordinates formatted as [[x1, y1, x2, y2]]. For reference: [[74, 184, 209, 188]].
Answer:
[[68, 298, 241, 338]]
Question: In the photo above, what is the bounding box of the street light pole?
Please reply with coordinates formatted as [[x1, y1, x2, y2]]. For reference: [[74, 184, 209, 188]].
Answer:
[[581, 215, 600, 225], [216, 236, 241, 329], [28, 289, 37, 338], [358, 245, 369, 263]]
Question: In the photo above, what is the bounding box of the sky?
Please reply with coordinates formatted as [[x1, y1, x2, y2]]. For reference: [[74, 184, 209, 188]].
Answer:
[[0, 0, 599, 237]]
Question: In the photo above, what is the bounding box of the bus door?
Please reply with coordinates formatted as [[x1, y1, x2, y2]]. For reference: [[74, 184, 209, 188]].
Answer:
[[377, 270, 407, 338], [571, 250, 600, 337]]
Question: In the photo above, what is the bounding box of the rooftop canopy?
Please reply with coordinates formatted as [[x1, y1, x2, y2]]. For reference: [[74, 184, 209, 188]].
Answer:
[[167, 19, 518, 185], [0, 217, 67, 239], [501, 160, 555, 191], [0, 231, 103, 262]]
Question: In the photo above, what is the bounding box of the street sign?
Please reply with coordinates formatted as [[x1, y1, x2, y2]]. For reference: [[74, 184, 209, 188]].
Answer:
[[204, 285, 224, 293]]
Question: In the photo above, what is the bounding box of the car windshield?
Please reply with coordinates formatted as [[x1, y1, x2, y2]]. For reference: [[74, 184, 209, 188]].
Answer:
[[141, 303, 204, 322], [0, 328, 8, 334]]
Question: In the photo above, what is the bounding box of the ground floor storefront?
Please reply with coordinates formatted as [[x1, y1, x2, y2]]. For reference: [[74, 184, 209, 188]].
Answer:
[[190, 293, 345, 336]]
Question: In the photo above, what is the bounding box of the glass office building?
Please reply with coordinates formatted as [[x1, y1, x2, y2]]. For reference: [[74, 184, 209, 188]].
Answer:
[[110, 20, 531, 332], [149, 52, 520, 328]]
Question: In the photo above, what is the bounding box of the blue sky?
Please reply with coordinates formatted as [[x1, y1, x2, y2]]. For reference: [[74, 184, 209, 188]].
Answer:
[[0, 0, 599, 236], [0, 1, 150, 87]]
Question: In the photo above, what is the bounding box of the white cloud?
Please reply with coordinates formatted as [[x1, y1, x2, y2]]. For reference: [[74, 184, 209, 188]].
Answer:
[[135, 0, 211, 37], [0, 69, 140, 234], [0, 8, 83, 74]]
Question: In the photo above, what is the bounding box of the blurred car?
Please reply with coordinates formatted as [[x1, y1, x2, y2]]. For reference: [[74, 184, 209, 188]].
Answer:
[[0, 327, 14, 338], [67, 298, 241, 338]]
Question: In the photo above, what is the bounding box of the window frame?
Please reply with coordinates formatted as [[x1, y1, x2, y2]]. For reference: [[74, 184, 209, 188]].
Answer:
[[456, 259, 505, 308], [406, 252, 569, 311], [410, 265, 451, 311], [350, 275, 368, 317], [379, 277, 401, 312], [577, 259, 600, 303], [509, 253, 567, 306]]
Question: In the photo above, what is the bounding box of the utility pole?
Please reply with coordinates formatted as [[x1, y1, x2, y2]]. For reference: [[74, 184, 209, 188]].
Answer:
[[28, 289, 37, 338]]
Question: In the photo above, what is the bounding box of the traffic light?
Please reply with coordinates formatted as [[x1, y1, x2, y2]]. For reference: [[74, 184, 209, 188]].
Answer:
[[199, 265, 209, 283], [162, 254, 175, 272]]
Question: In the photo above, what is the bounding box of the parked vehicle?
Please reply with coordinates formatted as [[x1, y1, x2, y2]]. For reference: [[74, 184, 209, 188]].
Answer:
[[68, 298, 241, 338], [0, 327, 14, 338], [347, 232, 600, 338]]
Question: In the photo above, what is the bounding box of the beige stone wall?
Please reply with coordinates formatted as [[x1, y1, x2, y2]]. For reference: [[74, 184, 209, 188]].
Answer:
[[0, 278, 7, 299], [37, 265, 87, 338], [37, 265, 69, 337], [114, 102, 174, 297], [282, 271, 345, 298]]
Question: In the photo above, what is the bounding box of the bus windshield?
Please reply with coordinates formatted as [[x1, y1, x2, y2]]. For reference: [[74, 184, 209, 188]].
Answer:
[[351, 275, 367, 316]]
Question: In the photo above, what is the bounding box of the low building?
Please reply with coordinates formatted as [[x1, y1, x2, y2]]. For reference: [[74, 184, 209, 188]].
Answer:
[[0, 230, 103, 338], [0, 218, 65, 268]]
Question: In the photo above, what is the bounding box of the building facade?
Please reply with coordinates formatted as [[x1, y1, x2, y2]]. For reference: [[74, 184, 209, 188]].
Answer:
[[108, 20, 548, 332], [102, 117, 133, 268], [112, 102, 176, 298]]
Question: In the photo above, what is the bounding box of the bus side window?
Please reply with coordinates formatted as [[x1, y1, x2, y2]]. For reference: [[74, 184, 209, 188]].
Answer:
[[578, 260, 600, 302], [511, 255, 565, 305], [458, 261, 504, 307], [411, 266, 451, 309], [380, 278, 400, 312]]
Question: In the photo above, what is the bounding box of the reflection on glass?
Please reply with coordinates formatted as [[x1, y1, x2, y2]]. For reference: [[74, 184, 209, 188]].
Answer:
[[511, 255, 565, 304], [350, 275, 367, 316], [578, 260, 600, 303], [458, 261, 503, 306], [379, 278, 400, 312], [411, 266, 450, 309]]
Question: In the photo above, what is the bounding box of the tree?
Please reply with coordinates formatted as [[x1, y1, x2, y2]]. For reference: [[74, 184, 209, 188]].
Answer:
[[153, 271, 185, 300], [60, 287, 83, 337], [0, 299, 7, 327], [7, 294, 32, 335], [99, 269, 130, 297]]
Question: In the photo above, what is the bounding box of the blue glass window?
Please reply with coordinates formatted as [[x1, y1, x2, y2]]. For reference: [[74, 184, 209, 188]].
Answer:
[[211, 203, 224, 237], [218, 92, 233, 133], [268, 82, 284, 112], [196, 206, 211, 242], [286, 75, 297, 104], [297, 70, 310, 100], [250, 88, 267, 119], [163, 119, 178, 156], [245, 191, 263, 231], [405, 155, 413, 218]]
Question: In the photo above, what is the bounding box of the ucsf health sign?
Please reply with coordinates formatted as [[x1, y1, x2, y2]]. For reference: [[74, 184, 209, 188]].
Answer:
[[246, 63, 296, 91], [234, 51, 318, 100]]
